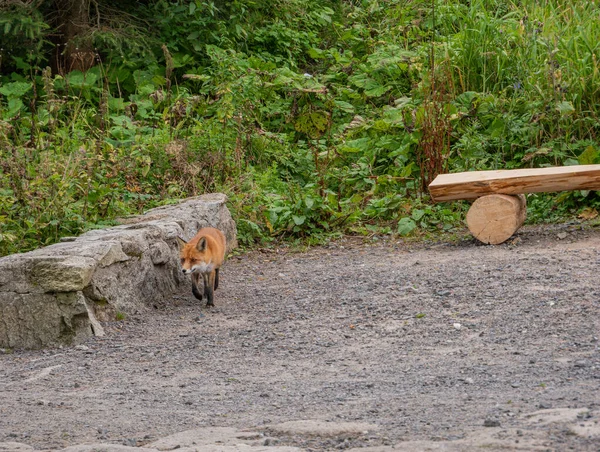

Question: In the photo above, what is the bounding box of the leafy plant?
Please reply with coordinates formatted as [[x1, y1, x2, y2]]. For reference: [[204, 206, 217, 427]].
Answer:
[[2, 0, 600, 256]]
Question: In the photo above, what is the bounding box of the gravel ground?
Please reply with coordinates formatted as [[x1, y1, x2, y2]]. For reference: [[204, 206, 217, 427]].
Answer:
[[1, 224, 599, 451]]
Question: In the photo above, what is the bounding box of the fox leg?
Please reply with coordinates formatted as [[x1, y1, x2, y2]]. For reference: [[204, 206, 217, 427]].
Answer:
[[191, 273, 203, 301], [203, 271, 216, 307], [214, 268, 219, 290]]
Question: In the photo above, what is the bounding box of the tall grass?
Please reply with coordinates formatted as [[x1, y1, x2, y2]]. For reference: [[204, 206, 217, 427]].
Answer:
[[434, 0, 600, 171], [442, 0, 600, 117]]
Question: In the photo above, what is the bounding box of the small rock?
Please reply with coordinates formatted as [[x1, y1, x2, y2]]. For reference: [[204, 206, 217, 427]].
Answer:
[[576, 411, 592, 420], [538, 402, 552, 409], [511, 383, 520, 388], [464, 377, 474, 385], [436, 290, 451, 297], [399, 285, 419, 294], [75, 345, 89, 351], [483, 419, 501, 427], [453, 323, 462, 330], [336, 439, 350, 449], [574, 360, 588, 368], [263, 437, 278, 446], [557, 232, 568, 240]]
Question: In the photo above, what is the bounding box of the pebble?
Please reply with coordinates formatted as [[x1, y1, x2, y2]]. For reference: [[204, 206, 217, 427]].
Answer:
[[336, 439, 350, 449], [453, 323, 462, 330], [483, 419, 501, 427], [574, 360, 588, 368]]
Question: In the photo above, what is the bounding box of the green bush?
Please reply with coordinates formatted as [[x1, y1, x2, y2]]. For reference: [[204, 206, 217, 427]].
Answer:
[[1, 0, 600, 255]]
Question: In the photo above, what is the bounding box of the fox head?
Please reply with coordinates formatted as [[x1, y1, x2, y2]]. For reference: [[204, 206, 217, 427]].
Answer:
[[177, 236, 214, 275]]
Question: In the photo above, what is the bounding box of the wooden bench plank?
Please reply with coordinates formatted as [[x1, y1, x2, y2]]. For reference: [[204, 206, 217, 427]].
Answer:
[[429, 165, 600, 202]]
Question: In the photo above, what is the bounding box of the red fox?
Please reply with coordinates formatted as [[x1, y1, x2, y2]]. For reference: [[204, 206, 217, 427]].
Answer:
[[177, 227, 226, 307]]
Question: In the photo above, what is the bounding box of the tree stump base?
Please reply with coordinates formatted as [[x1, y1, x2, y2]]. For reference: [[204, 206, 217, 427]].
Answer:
[[466, 194, 527, 245]]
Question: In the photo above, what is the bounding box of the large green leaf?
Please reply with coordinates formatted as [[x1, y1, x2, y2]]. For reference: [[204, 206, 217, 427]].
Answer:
[[5, 98, 24, 118], [578, 146, 599, 165], [292, 215, 306, 226], [556, 101, 575, 116], [294, 111, 329, 138], [397, 217, 417, 236], [0, 81, 32, 98], [334, 100, 355, 113], [67, 71, 98, 89]]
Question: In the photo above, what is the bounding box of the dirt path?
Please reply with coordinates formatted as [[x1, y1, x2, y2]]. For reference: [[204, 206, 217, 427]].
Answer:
[[1, 225, 599, 451]]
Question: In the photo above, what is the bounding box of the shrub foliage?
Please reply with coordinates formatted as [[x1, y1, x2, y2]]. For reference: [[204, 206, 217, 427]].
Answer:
[[1, 0, 600, 254]]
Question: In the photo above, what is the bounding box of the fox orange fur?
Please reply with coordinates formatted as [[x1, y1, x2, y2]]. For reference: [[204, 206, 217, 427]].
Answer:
[[177, 227, 226, 307]]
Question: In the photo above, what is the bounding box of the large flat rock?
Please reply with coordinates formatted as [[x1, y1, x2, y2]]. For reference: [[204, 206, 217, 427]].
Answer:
[[0, 194, 236, 349], [0, 427, 301, 452]]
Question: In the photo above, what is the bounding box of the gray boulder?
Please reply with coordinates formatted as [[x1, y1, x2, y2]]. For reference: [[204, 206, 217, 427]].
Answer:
[[0, 193, 236, 349]]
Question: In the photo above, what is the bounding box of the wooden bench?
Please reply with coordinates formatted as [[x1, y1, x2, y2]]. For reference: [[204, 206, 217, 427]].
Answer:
[[428, 165, 600, 244]]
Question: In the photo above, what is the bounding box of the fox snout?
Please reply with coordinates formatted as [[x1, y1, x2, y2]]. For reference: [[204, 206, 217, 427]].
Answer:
[[181, 262, 213, 275]]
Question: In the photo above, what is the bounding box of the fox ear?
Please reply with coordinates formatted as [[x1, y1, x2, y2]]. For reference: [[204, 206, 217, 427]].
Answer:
[[176, 237, 187, 250], [196, 237, 207, 252]]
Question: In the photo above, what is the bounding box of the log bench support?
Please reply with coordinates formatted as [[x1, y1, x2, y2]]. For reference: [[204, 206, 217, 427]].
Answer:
[[428, 164, 600, 245], [465, 194, 526, 244]]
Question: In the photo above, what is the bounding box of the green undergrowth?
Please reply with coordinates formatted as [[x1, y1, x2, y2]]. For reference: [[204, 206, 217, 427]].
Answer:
[[2, 0, 600, 255]]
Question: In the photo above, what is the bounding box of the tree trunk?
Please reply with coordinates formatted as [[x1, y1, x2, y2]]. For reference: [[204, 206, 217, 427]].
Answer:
[[53, 0, 95, 73]]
